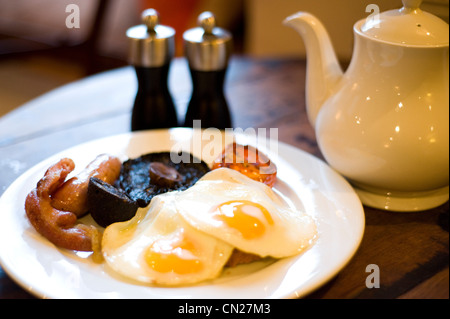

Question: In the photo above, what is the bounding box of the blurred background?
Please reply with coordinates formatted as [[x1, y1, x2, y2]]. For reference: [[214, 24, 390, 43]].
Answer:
[[0, 0, 448, 117]]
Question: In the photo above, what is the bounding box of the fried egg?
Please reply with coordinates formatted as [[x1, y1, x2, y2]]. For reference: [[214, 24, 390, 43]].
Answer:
[[102, 192, 234, 286], [102, 167, 317, 286], [175, 168, 317, 258]]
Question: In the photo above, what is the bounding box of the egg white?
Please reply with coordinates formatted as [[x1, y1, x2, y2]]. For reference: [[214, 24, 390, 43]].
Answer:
[[176, 168, 317, 258]]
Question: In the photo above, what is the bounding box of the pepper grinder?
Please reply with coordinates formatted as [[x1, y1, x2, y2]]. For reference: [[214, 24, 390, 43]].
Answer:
[[127, 9, 179, 131], [183, 12, 233, 130]]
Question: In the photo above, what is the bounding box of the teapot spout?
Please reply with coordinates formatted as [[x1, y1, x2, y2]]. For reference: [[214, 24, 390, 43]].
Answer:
[[284, 12, 343, 128]]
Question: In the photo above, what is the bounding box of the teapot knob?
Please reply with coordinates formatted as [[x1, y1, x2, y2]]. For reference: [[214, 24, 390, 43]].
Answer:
[[142, 8, 159, 33], [402, 0, 423, 10]]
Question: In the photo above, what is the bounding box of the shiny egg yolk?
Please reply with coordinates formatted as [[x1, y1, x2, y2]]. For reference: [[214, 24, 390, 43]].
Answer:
[[213, 200, 274, 239], [145, 234, 203, 275]]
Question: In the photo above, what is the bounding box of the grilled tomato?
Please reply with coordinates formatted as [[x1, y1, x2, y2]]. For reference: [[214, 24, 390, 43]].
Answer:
[[212, 143, 277, 187]]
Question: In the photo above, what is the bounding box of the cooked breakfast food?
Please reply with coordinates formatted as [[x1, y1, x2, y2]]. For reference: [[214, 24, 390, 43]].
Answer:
[[24, 151, 209, 249], [175, 168, 315, 258], [87, 177, 139, 228], [51, 154, 121, 217], [24, 158, 102, 253], [24, 143, 317, 287], [118, 152, 210, 207], [102, 168, 317, 286], [212, 143, 277, 187], [102, 191, 235, 286], [85, 151, 210, 226]]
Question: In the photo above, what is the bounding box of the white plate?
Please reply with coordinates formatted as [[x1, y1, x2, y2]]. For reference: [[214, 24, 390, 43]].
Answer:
[[0, 128, 364, 299]]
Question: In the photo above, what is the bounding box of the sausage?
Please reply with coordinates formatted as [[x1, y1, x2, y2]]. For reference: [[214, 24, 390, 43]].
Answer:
[[51, 154, 121, 217], [25, 158, 99, 252]]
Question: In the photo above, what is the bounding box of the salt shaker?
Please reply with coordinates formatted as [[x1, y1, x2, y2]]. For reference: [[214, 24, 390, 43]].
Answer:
[[127, 9, 179, 131], [183, 12, 233, 130]]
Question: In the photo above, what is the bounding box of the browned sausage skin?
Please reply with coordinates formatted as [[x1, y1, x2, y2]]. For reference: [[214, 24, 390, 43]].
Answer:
[[51, 154, 121, 217]]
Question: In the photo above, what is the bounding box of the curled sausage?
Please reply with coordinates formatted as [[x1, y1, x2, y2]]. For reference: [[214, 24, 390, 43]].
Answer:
[[51, 154, 121, 217], [24, 154, 121, 257], [25, 158, 99, 252]]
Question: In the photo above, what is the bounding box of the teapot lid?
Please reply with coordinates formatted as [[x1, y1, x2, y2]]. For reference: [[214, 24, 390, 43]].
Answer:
[[360, 0, 449, 46], [126, 9, 175, 67]]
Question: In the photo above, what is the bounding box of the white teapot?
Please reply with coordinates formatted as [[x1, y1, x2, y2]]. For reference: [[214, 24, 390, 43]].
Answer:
[[284, 0, 449, 211]]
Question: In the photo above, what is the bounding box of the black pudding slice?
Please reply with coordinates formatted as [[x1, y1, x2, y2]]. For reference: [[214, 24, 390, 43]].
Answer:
[[117, 152, 210, 207], [87, 177, 139, 228]]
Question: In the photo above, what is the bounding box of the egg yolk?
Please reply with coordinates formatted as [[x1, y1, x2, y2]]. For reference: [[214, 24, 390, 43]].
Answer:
[[213, 200, 274, 239], [145, 234, 203, 275]]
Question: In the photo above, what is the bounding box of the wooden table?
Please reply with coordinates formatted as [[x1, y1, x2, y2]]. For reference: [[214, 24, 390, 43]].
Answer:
[[0, 57, 448, 299]]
